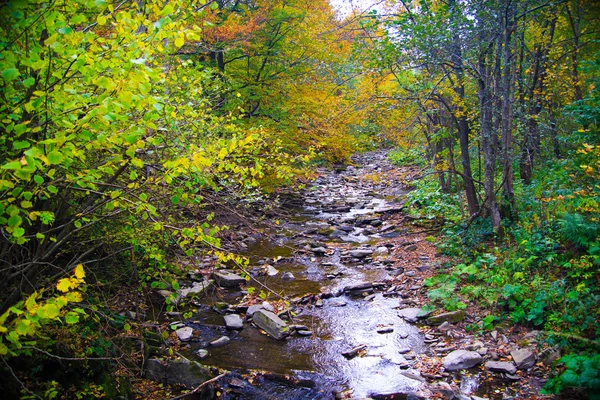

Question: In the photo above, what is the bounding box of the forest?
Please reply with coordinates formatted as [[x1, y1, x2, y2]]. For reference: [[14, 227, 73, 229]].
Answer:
[[0, 0, 599, 398]]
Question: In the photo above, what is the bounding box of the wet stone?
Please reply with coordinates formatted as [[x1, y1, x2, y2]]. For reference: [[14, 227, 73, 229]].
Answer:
[[377, 326, 394, 334], [145, 357, 210, 389], [312, 247, 327, 255], [210, 336, 230, 347], [485, 361, 517, 375], [245, 304, 264, 318], [342, 344, 367, 359], [374, 246, 389, 256], [348, 249, 374, 258], [252, 310, 289, 340], [212, 270, 246, 288], [281, 272, 295, 280], [195, 349, 208, 359], [397, 307, 429, 323], [176, 327, 193, 342], [224, 314, 243, 330], [297, 330, 313, 336], [426, 310, 465, 325], [442, 350, 483, 371], [511, 348, 536, 370]]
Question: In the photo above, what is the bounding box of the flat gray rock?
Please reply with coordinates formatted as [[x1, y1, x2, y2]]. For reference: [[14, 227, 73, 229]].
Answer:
[[145, 357, 210, 388], [176, 327, 194, 342], [252, 309, 289, 340], [511, 348, 536, 370], [398, 307, 428, 323], [485, 361, 517, 375], [224, 314, 243, 330], [212, 270, 246, 288], [348, 249, 373, 258], [443, 350, 483, 371], [245, 304, 264, 318], [210, 336, 230, 347], [426, 310, 465, 325]]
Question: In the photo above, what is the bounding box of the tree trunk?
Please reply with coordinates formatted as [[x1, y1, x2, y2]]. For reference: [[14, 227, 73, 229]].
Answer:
[[449, 0, 479, 216], [478, 39, 501, 232], [501, 2, 516, 219]]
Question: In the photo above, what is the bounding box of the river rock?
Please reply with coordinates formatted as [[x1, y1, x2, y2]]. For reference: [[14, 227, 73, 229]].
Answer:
[[176, 280, 213, 303], [344, 282, 373, 292], [426, 310, 465, 325], [144, 357, 210, 388], [212, 270, 246, 288], [397, 307, 429, 323], [312, 247, 327, 255], [374, 246, 389, 256], [348, 249, 373, 258], [377, 326, 394, 334], [265, 265, 279, 276], [442, 350, 483, 371], [511, 348, 536, 370], [342, 344, 367, 359], [210, 336, 230, 347], [485, 361, 517, 375], [281, 272, 295, 280], [195, 349, 209, 359], [224, 314, 243, 330], [176, 327, 194, 342], [245, 304, 264, 318], [252, 310, 289, 340]]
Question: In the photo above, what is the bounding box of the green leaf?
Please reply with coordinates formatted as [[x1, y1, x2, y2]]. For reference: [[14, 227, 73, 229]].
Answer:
[[65, 311, 80, 324], [34, 175, 44, 185], [8, 215, 22, 228], [23, 77, 35, 88], [38, 304, 60, 319], [13, 140, 31, 150], [161, 4, 174, 16], [2, 161, 22, 170], [47, 151, 64, 165], [12, 227, 25, 238], [1, 68, 20, 82], [47, 185, 58, 194]]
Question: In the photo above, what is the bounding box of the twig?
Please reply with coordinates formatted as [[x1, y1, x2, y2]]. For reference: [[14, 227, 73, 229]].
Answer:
[[1, 355, 43, 399], [22, 346, 123, 361], [169, 372, 227, 400]]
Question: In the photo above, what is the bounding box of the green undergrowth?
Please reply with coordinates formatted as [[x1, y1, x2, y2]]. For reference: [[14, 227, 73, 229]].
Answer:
[[389, 144, 600, 397]]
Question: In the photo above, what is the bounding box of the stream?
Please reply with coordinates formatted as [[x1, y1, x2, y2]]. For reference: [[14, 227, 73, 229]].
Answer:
[[162, 151, 512, 400]]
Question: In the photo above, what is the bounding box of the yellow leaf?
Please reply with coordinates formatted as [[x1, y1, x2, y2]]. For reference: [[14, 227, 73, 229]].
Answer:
[[56, 278, 74, 292], [175, 36, 184, 48], [74, 264, 85, 279], [97, 15, 107, 25]]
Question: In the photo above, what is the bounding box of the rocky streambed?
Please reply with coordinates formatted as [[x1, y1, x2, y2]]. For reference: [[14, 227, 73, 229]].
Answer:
[[143, 151, 554, 400]]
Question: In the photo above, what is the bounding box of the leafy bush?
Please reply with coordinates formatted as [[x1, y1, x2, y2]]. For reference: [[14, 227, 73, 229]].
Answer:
[[543, 353, 600, 400]]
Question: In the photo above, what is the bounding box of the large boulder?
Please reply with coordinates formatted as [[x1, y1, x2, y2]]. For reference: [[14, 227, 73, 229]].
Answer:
[[443, 350, 483, 371], [252, 310, 289, 340], [145, 357, 210, 388]]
